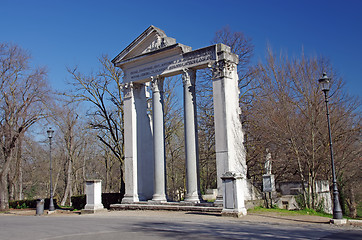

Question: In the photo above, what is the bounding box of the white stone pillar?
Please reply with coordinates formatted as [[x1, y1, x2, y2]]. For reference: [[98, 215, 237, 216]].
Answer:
[[121, 83, 139, 203], [151, 76, 167, 202], [182, 69, 201, 203], [211, 44, 247, 211]]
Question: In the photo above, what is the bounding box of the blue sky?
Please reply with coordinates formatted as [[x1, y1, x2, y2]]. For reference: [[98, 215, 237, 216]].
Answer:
[[1, 0, 361, 98]]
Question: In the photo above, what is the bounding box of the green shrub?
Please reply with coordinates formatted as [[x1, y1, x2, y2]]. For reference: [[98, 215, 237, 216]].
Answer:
[[71, 195, 86, 210], [10, 200, 36, 209], [16, 203, 28, 209], [101, 193, 123, 209]]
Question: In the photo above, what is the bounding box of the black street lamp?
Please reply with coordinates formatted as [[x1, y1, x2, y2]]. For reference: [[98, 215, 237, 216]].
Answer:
[[47, 127, 55, 211], [318, 73, 343, 220]]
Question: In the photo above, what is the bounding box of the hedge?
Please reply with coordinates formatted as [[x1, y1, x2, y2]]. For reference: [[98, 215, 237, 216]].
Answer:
[[9, 192, 123, 210], [9, 198, 59, 209], [71, 193, 123, 210]]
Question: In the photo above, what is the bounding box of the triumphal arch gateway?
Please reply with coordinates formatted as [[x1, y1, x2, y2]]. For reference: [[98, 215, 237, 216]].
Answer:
[[112, 26, 248, 216]]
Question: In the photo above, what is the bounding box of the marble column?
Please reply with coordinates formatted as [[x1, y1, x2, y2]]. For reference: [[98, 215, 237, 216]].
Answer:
[[182, 69, 201, 203], [151, 76, 167, 202], [121, 83, 139, 203]]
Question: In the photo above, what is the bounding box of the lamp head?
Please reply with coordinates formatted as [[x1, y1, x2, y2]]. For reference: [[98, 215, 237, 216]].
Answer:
[[47, 127, 54, 139], [318, 72, 331, 92]]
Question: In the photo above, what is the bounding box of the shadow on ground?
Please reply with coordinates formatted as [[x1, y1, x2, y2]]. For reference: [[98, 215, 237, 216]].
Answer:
[[129, 220, 361, 240], [250, 213, 330, 224]]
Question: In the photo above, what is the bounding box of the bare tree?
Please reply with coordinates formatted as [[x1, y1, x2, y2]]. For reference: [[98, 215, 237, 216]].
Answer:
[[66, 55, 125, 194], [49, 104, 86, 206], [247, 48, 361, 210], [0, 43, 50, 209]]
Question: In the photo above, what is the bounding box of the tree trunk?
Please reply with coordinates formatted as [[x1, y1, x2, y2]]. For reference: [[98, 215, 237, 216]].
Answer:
[[105, 156, 110, 193], [0, 149, 13, 209], [9, 173, 15, 201], [16, 136, 23, 200], [120, 164, 125, 196], [0, 174, 9, 210], [61, 158, 73, 206], [347, 187, 357, 218]]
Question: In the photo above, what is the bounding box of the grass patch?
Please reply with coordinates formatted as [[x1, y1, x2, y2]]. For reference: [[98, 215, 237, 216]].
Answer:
[[248, 206, 333, 218]]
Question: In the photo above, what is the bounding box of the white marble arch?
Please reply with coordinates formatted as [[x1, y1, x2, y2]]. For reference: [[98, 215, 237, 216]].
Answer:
[[112, 26, 247, 215]]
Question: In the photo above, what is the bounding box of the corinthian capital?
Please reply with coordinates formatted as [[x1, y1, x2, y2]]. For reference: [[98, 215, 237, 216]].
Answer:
[[123, 82, 134, 99], [211, 60, 236, 79], [151, 76, 164, 93], [182, 69, 196, 86]]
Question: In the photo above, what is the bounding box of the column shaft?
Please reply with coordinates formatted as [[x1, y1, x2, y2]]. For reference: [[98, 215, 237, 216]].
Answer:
[[151, 76, 167, 202], [183, 69, 201, 202]]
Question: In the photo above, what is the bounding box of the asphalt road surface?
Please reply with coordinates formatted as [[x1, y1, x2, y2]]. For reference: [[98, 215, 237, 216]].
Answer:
[[0, 211, 361, 240]]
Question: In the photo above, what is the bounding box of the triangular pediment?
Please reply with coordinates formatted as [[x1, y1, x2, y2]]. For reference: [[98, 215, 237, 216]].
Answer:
[[112, 25, 178, 64]]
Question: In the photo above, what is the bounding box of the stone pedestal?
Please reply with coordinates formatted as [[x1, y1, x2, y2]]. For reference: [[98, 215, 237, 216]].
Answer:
[[263, 174, 276, 208], [262, 174, 275, 192], [221, 172, 247, 217], [82, 180, 106, 214]]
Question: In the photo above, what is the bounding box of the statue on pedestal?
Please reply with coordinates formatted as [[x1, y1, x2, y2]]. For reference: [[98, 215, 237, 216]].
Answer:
[[264, 149, 272, 175]]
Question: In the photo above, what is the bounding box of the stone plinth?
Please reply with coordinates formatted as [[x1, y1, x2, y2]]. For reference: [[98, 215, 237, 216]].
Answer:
[[82, 180, 106, 214], [330, 218, 347, 225], [221, 172, 247, 217], [262, 174, 275, 192]]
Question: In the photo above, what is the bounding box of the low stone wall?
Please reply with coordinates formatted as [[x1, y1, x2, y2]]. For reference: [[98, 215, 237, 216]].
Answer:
[[274, 180, 332, 213]]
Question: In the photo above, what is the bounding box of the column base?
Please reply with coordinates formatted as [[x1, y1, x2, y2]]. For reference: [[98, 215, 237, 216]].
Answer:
[[221, 208, 247, 218], [81, 208, 108, 214], [121, 195, 139, 204], [151, 194, 167, 203], [184, 194, 202, 203], [82, 202, 106, 214], [84, 204, 105, 211]]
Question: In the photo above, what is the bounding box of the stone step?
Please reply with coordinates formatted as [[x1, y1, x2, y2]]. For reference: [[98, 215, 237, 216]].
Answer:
[[110, 203, 223, 213]]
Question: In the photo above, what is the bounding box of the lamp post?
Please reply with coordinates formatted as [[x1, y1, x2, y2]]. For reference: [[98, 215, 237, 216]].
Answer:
[[318, 73, 343, 220], [47, 127, 55, 211]]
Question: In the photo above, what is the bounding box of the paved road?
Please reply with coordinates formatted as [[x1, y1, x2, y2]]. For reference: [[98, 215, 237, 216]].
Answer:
[[0, 211, 361, 240]]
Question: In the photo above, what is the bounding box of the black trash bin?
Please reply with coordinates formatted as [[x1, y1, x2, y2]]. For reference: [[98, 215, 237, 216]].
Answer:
[[36, 199, 44, 216]]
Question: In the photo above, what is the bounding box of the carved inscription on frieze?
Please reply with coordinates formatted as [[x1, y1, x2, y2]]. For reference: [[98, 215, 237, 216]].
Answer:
[[126, 46, 215, 82]]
